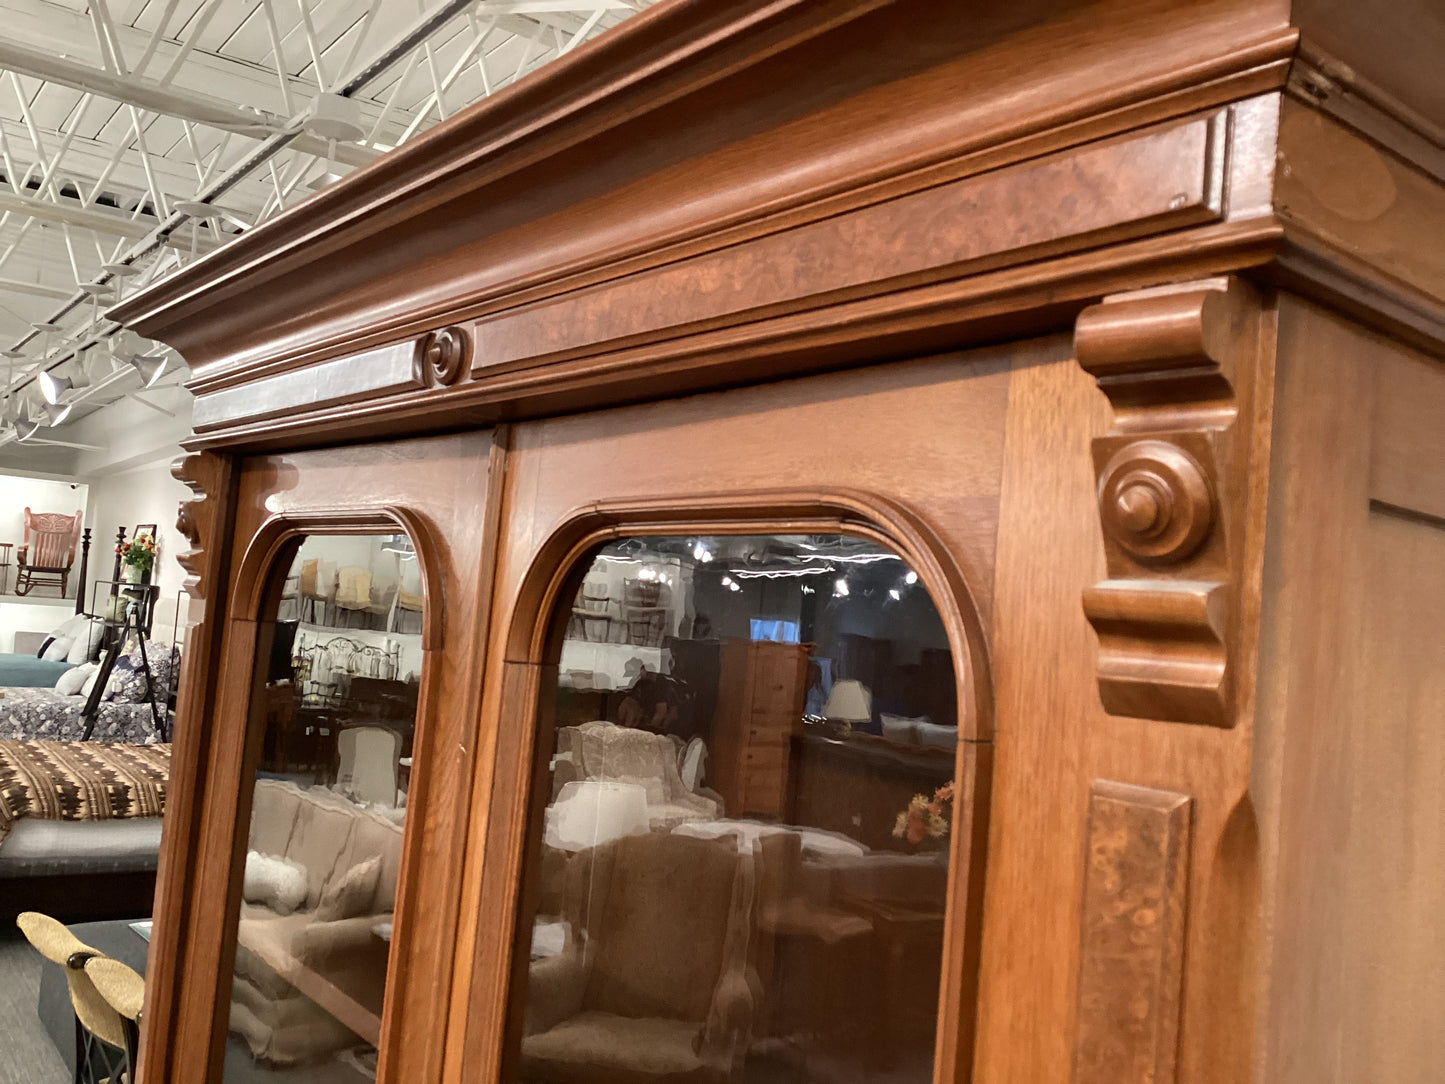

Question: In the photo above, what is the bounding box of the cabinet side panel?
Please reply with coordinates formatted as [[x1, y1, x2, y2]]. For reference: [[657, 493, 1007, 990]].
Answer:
[[1256, 297, 1445, 1084]]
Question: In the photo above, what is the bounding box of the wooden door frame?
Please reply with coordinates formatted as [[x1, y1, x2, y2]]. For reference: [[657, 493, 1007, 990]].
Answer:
[[166, 505, 448, 1082], [461, 487, 996, 1084]]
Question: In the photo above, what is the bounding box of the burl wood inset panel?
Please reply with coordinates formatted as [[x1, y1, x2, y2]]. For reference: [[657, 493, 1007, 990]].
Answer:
[[476, 114, 1225, 369], [1072, 780, 1193, 1084]]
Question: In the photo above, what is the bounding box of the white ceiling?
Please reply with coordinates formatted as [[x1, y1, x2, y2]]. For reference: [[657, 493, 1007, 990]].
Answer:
[[0, 0, 654, 466]]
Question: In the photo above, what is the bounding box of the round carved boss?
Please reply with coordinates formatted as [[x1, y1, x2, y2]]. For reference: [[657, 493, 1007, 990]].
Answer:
[[1097, 439, 1214, 562], [414, 325, 471, 387]]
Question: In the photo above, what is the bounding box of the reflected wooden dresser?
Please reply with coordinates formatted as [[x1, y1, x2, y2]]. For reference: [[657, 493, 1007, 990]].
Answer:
[[110, 2, 1445, 1083]]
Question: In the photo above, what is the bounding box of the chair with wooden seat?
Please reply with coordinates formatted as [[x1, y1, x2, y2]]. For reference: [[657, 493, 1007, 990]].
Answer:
[[16, 911, 136, 1084], [14, 508, 83, 598]]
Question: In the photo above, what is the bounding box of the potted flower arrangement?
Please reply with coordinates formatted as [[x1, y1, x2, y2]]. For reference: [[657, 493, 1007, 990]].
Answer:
[[893, 780, 954, 845], [116, 534, 157, 584]]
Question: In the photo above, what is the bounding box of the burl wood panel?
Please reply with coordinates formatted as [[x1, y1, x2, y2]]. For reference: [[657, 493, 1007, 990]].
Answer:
[[1071, 781, 1192, 1084], [476, 114, 1226, 370]]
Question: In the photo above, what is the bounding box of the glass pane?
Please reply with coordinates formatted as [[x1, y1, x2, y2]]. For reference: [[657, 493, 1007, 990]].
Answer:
[[223, 534, 424, 1081], [512, 534, 959, 1083]]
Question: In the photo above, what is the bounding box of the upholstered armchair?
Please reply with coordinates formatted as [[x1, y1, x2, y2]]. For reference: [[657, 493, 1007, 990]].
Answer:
[[522, 832, 758, 1084], [554, 721, 720, 830], [15, 507, 83, 597]]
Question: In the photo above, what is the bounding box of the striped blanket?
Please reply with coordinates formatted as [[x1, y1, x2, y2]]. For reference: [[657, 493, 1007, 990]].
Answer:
[[0, 739, 169, 845]]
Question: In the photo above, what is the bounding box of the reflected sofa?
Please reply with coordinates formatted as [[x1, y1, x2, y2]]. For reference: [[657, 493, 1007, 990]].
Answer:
[[230, 779, 403, 1065]]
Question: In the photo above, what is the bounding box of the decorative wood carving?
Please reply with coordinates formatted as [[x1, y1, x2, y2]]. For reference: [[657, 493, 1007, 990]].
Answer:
[[415, 326, 472, 387], [1072, 780, 1193, 1084], [1074, 277, 1259, 727], [171, 451, 229, 615]]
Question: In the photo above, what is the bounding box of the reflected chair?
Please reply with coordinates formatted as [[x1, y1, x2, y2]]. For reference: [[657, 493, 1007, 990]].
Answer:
[[366, 575, 398, 631], [15, 508, 83, 598], [300, 558, 338, 624], [393, 584, 424, 635], [334, 565, 373, 628], [522, 832, 757, 1084], [336, 726, 402, 806], [17, 912, 134, 1084]]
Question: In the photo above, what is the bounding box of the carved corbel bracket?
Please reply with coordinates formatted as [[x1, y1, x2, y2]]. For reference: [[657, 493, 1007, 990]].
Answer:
[[1075, 278, 1259, 728], [171, 451, 232, 621]]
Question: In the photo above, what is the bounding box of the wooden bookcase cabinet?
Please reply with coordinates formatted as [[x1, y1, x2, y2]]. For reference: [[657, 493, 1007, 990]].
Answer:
[[110, 2, 1445, 1083]]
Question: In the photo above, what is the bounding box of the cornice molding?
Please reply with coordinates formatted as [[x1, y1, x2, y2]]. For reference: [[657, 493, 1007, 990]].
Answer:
[[109, 5, 1297, 385]]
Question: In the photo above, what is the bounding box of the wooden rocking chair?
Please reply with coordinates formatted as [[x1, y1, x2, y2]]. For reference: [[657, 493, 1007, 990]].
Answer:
[[15, 507, 83, 598]]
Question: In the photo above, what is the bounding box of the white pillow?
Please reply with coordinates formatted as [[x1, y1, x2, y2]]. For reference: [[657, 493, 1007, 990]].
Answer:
[[243, 852, 309, 916], [80, 670, 100, 698], [41, 637, 73, 662], [54, 662, 96, 697], [914, 720, 959, 750], [66, 619, 104, 665], [881, 713, 924, 743]]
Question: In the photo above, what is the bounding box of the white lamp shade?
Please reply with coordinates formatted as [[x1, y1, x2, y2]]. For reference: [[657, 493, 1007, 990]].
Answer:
[[544, 780, 649, 852], [823, 679, 873, 723], [37, 370, 71, 404]]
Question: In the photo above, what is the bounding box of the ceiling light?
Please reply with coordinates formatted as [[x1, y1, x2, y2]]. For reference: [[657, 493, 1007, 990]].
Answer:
[[128, 354, 168, 387], [303, 93, 365, 143], [16, 418, 42, 442], [38, 370, 72, 404], [834, 578, 849, 597], [43, 400, 73, 426], [904, 570, 919, 585]]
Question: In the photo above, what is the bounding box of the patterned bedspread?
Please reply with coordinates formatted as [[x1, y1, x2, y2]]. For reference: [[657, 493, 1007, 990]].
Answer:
[[0, 688, 165, 744], [0, 739, 170, 845]]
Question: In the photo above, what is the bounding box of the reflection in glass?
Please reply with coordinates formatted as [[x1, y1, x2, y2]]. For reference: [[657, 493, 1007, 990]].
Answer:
[[224, 534, 423, 1082], [514, 534, 958, 1084]]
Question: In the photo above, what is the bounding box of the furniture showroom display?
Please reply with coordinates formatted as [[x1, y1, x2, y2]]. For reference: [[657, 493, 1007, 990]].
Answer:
[[108, 2, 1444, 1083]]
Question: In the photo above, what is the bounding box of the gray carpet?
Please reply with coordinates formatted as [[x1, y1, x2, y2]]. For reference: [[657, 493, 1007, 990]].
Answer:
[[0, 927, 68, 1084]]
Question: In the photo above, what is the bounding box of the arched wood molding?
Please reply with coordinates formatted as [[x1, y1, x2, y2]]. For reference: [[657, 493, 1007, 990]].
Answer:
[[231, 506, 445, 650], [470, 488, 995, 1082], [503, 488, 994, 741], [1074, 276, 1265, 727]]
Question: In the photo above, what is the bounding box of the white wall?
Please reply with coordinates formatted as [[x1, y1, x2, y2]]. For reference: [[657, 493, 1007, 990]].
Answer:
[[83, 452, 192, 637]]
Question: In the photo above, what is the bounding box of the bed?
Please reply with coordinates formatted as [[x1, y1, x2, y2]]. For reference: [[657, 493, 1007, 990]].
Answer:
[[0, 638, 176, 745], [0, 654, 75, 688], [0, 738, 169, 921]]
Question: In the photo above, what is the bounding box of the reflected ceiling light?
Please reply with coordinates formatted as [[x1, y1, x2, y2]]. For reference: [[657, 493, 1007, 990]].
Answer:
[[729, 565, 832, 579], [904, 570, 919, 585], [38, 369, 72, 404], [801, 552, 901, 565], [128, 354, 168, 387], [833, 578, 849, 597], [888, 588, 901, 601], [381, 534, 416, 559]]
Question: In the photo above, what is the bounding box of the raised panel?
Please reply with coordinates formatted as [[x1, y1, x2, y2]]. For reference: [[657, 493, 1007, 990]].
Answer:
[[1072, 780, 1193, 1084]]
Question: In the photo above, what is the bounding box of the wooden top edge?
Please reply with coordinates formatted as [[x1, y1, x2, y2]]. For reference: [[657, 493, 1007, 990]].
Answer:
[[106, 0, 888, 330], [109, 5, 1298, 343]]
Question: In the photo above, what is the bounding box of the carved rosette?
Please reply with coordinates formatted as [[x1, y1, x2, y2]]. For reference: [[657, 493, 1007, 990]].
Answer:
[[1074, 278, 1259, 728], [413, 325, 472, 387]]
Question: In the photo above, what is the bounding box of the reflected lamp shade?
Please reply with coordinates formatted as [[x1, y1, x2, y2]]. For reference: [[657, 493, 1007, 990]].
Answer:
[[823, 679, 873, 724], [544, 781, 649, 852]]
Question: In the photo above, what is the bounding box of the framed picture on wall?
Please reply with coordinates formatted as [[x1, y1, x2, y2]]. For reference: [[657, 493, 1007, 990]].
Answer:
[[133, 523, 158, 543]]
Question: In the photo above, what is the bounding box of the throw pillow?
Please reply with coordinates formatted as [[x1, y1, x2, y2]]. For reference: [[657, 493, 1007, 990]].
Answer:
[[242, 852, 309, 916], [35, 636, 53, 659], [315, 855, 382, 922], [54, 662, 96, 697], [80, 670, 100, 699], [41, 637, 73, 663], [66, 619, 104, 665]]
